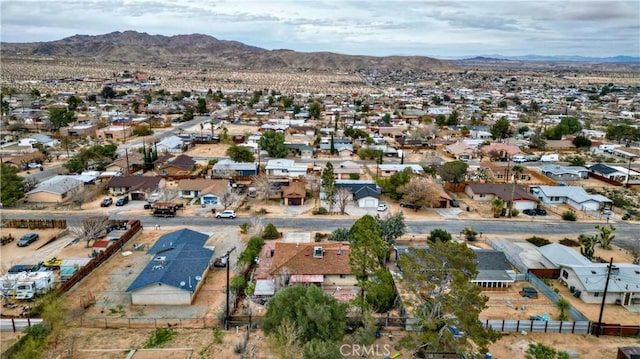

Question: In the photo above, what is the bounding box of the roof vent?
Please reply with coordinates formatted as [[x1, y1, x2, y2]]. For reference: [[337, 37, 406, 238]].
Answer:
[[313, 246, 323, 258], [154, 256, 167, 262]]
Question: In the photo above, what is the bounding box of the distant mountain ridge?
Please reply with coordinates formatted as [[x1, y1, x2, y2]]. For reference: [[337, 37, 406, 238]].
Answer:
[[0, 30, 457, 72], [459, 54, 639, 63]]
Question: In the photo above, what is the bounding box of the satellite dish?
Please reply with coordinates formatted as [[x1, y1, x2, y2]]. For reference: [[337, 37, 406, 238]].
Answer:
[[180, 281, 186, 287], [195, 276, 202, 281]]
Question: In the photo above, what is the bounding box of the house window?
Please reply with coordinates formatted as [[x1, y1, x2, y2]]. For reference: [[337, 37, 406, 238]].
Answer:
[[497, 174, 504, 179], [339, 274, 345, 278], [594, 292, 600, 297], [562, 270, 568, 279], [520, 174, 527, 180], [181, 190, 191, 196], [479, 194, 486, 198]]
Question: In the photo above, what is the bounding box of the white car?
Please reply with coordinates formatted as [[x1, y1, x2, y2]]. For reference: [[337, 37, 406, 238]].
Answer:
[[216, 210, 237, 219], [377, 203, 388, 212]]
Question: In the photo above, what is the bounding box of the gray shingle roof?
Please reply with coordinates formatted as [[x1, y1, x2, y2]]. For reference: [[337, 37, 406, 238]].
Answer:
[[26, 176, 84, 195]]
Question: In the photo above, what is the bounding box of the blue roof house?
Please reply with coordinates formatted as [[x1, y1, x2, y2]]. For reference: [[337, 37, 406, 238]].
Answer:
[[126, 228, 213, 305]]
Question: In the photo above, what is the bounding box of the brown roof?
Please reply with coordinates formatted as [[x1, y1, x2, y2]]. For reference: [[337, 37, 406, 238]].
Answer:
[[165, 154, 196, 170], [282, 181, 306, 198], [466, 183, 537, 202], [269, 242, 351, 276], [176, 179, 229, 194], [106, 176, 162, 191]]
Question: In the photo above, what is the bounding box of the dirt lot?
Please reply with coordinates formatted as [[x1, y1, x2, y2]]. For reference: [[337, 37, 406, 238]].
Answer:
[[0, 228, 69, 270]]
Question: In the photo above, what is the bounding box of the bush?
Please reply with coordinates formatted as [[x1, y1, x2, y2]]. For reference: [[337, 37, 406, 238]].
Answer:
[[144, 328, 176, 348], [238, 237, 265, 264], [526, 236, 551, 247], [561, 211, 577, 221], [462, 226, 478, 241], [312, 207, 328, 215], [560, 238, 580, 247], [314, 232, 328, 242], [230, 276, 247, 293], [254, 208, 268, 215], [263, 223, 280, 239], [428, 228, 452, 242], [234, 342, 245, 354], [239, 222, 252, 234], [510, 209, 519, 217]]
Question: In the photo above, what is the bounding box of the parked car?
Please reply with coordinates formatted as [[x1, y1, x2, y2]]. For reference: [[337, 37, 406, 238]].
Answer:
[[377, 203, 388, 212], [523, 209, 537, 216], [100, 198, 113, 207], [449, 200, 460, 208], [115, 197, 129, 206], [216, 210, 236, 219], [17, 233, 39, 247], [400, 201, 418, 209], [535, 208, 547, 216], [42, 257, 63, 269], [520, 287, 539, 299]]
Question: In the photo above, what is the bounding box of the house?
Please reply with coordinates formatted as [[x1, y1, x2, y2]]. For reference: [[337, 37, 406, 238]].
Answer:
[[155, 135, 187, 153], [25, 176, 85, 203], [176, 179, 229, 206], [472, 250, 515, 291], [2, 152, 46, 168], [589, 163, 640, 184], [334, 180, 380, 208], [537, 243, 592, 269], [480, 143, 524, 159], [106, 176, 164, 200], [96, 125, 132, 140], [265, 159, 307, 179], [59, 124, 97, 138], [282, 181, 306, 206], [445, 142, 476, 161], [126, 228, 214, 305], [530, 185, 612, 212], [377, 164, 424, 177], [559, 263, 640, 307], [21, 134, 60, 148], [269, 242, 355, 294], [478, 163, 544, 185], [465, 183, 538, 211], [212, 159, 258, 178], [105, 152, 145, 175], [333, 161, 362, 179], [284, 143, 314, 160], [156, 154, 197, 177], [539, 164, 589, 181]]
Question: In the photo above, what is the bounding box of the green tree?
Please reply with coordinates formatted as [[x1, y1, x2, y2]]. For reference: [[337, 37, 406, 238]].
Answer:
[[0, 164, 25, 206], [238, 237, 265, 264], [132, 124, 153, 136], [258, 130, 288, 158], [508, 165, 524, 217], [183, 107, 194, 121], [263, 223, 280, 239], [572, 135, 592, 149], [605, 124, 640, 146], [567, 156, 586, 166], [556, 298, 570, 321], [559, 117, 582, 134], [263, 285, 346, 358], [490, 117, 512, 140], [377, 211, 406, 245], [321, 162, 336, 213], [491, 198, 505, 218], [595, 224, 616, 249], [66, 95, 82, 111], [399, 241, 498, 354], [100, 86, 116, 99], [446, 110, 459, 126], [365, 269, 396, 312], [63, 144, 118, 172], [530, 128, 547, 150], [498, 100, 507, 108], [196, 98, 207, 114], [427, 228, 452, 242], [226, 145, 255, 162], [328, 227, 349, 242], [48, 107, 75, 131], [349, 215, 389, 301], [518, 126, 530, 135], [437, 160, 468, 186], [308, 101, 321, 119], [376, 167, 412, 200]]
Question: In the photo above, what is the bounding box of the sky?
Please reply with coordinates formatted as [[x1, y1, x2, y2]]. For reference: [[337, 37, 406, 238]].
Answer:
[[1, 0, 639, 58]]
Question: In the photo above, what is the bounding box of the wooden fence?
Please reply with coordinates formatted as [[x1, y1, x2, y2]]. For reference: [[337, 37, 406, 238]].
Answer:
[[528, 268, 561, 279], [1, 219, 67, 229], [588, 172, 623, 186], [591, 322, 640, 337], [482, 319, 591, 334], [57, 220, 142, 293]]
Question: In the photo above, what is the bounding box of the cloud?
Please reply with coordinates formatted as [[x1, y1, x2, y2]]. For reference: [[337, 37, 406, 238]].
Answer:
[[0, 0, 637, 57]]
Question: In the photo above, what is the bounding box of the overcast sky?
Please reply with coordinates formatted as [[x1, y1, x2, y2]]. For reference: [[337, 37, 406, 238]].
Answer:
[[1, 0, 638, 58]]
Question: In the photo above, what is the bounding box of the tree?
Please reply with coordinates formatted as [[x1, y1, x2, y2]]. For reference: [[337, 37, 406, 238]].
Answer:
[[606, 124, 640, 146], [267, 318, 305, 359], [70, 216, 109, 248], [100, 86, 116, 99], [498, 100, 507, 108], [446, 110, 459, 126], [399, 177, 441, 210], [321, 162, 336, 213], [376, 167, 412, 200], [579, 234, 597, 260], [305, 173, 322, 208], [183, 107, 194, 121], [259, 130, 288, 158], [365, 269, 396, 312], [398, 241, 499, 354], [427, 228, 452, 242], [252, 174, 273, 203], [377, 211, 406, 245], [567, 155, 586, 166], [48, 107, 75, 131], [518, 126, 530, 135], [196, 98, 207, 114], [490, 117, 512, 141], [556, 298, 570, 321], [595, 224, 616, 249], [263, 223, 280, 239], [226, 145, 255, 162], [572, 135, 592, 149], [308, 101, 321, 119], [67, 187, 88, 209], [263, 285, 346, 358], [491, 198, 505, 218], [437, 160, 468, 186], [525, 342, 569, 359], [508, 165, 524, 217], [349, 215, 389, 302], [335, 187, 352, 215], [328, 227, 349, 242], [530, 128, 547, 150], [559, 117, 582, 134], [0, 164, 25, 206], [219, 190, 241, 210]]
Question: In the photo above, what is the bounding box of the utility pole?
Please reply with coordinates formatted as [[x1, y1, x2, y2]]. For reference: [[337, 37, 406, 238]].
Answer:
[[224, 246, 237, 330], [596, 257, 614, 337], [125, 148, 130, 176]]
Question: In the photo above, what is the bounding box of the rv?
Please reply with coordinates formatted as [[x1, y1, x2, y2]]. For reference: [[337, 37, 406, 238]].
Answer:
[[540, 153, 559, 162], [0, 271, 55, 300]]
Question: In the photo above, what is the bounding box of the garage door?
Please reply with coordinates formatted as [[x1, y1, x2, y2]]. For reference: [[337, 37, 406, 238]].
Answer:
[[363, 199, 376, 208]]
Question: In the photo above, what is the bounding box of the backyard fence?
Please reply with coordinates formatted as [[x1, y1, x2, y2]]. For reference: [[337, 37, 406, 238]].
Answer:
[[591, 322, 640, 337], [526, 272, 589, 322], [0, 318, 43, 332], [76, 316, 218, 329], [482, 319, 591, 334], [1, 219, 67, 229]]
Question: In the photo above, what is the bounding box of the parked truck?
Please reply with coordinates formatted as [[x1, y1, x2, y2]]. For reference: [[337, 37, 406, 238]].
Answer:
[[0, 271, 55, 300]]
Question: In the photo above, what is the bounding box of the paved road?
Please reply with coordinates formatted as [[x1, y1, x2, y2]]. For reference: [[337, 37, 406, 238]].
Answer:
[[2, 211, 638, 251]]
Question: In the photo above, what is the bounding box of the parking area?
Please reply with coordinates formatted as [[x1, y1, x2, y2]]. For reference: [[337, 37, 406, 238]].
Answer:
[[481, 281, 559, 320]]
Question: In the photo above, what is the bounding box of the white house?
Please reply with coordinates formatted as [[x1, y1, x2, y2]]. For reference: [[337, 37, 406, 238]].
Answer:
[[265, 159, 307, 178], [155, 135, 185, 153], [559, 263, 640, 307], [530, 185, 612, 212], [377, 164, 424, 177]]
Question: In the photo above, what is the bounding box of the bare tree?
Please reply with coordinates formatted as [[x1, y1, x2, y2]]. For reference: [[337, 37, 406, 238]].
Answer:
[[23, 177, 38, 192], [335, 187, 352, 215], [304, 173, 322, 208], [220, 190, 241, 210], [248, 216, 265, 238], [398, 177, 441, 210], [70, 216, 109, 247], [252, 174, 273, 203], [67, 186, 89, 209]]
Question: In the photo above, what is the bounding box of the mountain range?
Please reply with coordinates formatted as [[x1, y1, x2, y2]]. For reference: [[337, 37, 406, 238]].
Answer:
[[0, 31, 457, 72], [459, 55, 639, 63]]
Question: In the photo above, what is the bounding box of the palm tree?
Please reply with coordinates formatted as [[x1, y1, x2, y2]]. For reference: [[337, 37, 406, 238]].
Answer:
[[491, 198, 505, 218], [557, 297, 570, 321], [508, 164, 524, 217]]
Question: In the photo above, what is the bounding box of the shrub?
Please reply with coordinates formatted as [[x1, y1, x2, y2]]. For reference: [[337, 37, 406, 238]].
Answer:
[[313, 207, 328, 215], [233, 342, 246, 354], [212, 327, 224, 344], [263, 223, 280, 239], [510, 209, 519, 217], [230, 276, 247, 293], [427, 228, 452, 242], [560, 238, 580, 247], [254, 208, 268, 215], [239, 222, 252, 234], [314, 232, 328, 242], [144, 328, 176, 348], [561, 211, 577, 221], [462, 226, 478, 241], [526, 236, 551, 247], [238, 237, 265, 264]]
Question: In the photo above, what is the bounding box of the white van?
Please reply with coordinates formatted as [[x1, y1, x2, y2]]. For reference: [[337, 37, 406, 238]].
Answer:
[[540, 153, 559, 162], [512, 155, 527, 163]]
